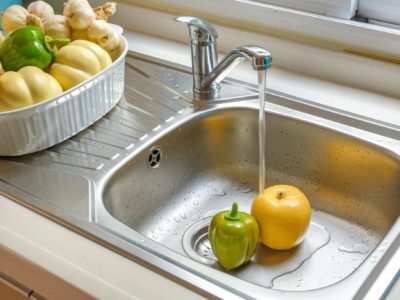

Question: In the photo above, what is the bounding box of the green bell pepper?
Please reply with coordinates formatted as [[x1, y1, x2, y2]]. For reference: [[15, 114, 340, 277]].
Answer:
[[0, 26, 69, 72], [209, 202, 259, 270]]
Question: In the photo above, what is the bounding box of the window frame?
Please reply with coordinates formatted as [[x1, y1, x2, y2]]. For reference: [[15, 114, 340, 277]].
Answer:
[[121, 0, 400, 60], [253, 0, 358, 19], [358, 0, 400, 25]]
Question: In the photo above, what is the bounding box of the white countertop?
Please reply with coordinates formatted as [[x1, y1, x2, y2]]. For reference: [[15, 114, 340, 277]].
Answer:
[[0, 30, 399, 299]]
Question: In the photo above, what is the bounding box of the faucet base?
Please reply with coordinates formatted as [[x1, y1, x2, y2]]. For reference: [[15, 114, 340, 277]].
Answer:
[[194, 82, 220, 98]]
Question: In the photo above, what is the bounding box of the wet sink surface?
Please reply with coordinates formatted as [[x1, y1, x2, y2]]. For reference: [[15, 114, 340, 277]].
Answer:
[[103, 107, 400, 292]]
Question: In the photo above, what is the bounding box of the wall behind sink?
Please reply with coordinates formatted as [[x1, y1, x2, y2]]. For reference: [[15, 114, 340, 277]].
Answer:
[[23, 0, 103, 12]]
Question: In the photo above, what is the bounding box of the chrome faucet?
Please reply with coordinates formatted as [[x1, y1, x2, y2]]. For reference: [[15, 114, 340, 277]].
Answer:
[[175, 16, 272, 96]]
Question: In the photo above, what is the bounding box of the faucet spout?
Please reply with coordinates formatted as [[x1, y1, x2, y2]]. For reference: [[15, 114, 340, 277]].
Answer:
[[201, 45, 272, 91], [175, 16, 272, 97]]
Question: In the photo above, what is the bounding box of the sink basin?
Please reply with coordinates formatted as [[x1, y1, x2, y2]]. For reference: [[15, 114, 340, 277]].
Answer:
[[1, 52, 399, 299], [101, 104, 400, 297]]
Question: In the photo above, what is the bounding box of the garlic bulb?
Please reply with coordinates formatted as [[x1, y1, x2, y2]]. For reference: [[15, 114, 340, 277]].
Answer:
[[63, 0, 95, 30], [27, 1, 54, 19], [108, 39, 122, 61], [70, 29, 88, 41], [94, 2, 117, 21], [43, 15, 70, 39], [87, 19, 120, 52], [26, 14, 44, 32], [1, 5, 29, 33]]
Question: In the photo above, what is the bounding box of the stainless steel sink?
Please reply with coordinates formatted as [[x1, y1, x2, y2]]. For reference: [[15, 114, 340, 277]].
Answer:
[[1, 52, 400, 299], [100, 104, 400, 298]]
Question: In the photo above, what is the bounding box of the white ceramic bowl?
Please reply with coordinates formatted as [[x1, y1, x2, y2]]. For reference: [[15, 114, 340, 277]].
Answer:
[[0, 36, 128, 156]]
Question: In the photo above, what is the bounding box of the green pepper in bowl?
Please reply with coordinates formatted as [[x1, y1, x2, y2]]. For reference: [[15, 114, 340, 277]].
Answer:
[[0, 26, 69, 72]]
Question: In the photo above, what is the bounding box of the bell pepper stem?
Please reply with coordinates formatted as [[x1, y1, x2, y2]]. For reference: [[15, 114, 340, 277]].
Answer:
[[44, 36, 70, 52], [224, 202, 242, 221]]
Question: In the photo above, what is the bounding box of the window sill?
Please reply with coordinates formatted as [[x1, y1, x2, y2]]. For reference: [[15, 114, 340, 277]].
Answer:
[[112, 3, 400, 100], [119, 0, 400, 61]]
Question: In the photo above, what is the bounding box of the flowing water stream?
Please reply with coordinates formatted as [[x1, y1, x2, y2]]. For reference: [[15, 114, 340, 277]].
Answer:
[[258, 71, 267, 194]]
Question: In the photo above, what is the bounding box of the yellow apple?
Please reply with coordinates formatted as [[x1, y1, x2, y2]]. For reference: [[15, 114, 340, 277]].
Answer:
[[251, 184, 311, 250]]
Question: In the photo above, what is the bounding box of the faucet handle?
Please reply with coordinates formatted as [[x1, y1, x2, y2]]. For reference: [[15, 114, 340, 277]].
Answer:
[[175, 16, 218, 44]]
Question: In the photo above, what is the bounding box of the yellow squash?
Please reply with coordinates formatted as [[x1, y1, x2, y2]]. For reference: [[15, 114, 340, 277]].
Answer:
[[0, 66, 63, 112], [49, 39, 112, 91], [251, 184, 311, 250]]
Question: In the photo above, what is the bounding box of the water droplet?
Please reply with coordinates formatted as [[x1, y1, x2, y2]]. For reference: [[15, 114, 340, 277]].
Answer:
[[240, 187, 253, 193], [338, 244, 369, 254], [174, 84, 180, 88], [180, 212, 187, 219], [210, 188, 226, 196], [173, 216, 181, 223], [377, 246, 386, 253]]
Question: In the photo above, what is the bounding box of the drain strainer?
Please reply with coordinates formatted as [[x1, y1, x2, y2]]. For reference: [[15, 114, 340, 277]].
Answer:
[[147, 146, 162, 168], [182, 217, 217, 265]]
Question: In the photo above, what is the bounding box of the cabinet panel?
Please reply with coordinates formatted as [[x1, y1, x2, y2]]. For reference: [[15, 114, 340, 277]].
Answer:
[[0, 276, 29, 300]]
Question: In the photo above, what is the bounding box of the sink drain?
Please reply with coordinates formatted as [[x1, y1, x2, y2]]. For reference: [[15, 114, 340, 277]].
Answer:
[[147, 146, 162, 168], [182, 217, 217, 265]]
